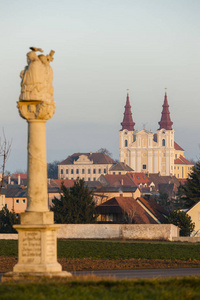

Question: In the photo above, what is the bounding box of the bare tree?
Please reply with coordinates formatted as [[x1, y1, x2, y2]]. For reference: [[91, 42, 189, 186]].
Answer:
[[0, 130, 12, 194], [97, 148, 112, 157], [123, 208, 136, 224]]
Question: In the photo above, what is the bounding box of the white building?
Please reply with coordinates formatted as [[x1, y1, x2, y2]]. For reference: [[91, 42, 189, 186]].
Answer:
[[119, 91, 193, 178], [58, 152, 116, 181]]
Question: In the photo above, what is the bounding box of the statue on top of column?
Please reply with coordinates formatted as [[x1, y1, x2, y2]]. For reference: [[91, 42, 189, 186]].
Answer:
[[19, 47, 55, 103]]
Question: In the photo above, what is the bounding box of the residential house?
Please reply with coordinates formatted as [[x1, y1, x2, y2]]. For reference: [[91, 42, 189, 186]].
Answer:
[[147, 173, 180, 199], [108, 162, 134, 175], [96, 196, 168, 224], [174, 155, 193, 179], [186, 201, 200, 235], [98, 173, 137, 188], [93, 186, 141, 205]]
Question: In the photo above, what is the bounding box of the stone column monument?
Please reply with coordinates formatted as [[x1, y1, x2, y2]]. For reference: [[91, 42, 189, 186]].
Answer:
[[3, 47, 71, 279]]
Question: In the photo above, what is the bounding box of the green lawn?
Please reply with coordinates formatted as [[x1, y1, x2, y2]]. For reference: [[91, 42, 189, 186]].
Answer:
[[0, 239, 200, 260], [0, 277, 200, 299]]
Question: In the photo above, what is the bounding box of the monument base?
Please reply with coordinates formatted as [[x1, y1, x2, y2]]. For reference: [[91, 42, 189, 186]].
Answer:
[[2, 271, 72, 282], [12, 223, 69, 274]]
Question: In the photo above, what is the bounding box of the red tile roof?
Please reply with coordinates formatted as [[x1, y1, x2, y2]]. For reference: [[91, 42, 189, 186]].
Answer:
[[59, 152, 116, 165], [109, 162, 133, 172], [137, 197, 168, 223], [103, 174, 137, 187], [12, 174, 27, 179], [128, 172, 150, 185], [53, 179, 75, 188], [174, 155, 193, 165], [174, 142, 184, 151], [96, 197, 157, 224]]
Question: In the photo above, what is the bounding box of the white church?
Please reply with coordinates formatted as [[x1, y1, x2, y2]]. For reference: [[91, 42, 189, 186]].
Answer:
[[119, 90, 193, 179]]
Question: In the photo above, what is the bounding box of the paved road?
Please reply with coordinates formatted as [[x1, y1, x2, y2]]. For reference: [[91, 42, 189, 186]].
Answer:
[[1, 268, 200, 281], [72, 268, 200, 279]]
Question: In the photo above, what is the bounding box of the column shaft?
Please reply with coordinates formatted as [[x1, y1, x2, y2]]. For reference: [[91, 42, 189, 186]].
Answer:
[[27, 120, 48, 212]]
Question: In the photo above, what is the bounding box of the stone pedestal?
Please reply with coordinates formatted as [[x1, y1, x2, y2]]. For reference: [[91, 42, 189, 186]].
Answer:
[[13, 211, 63, 274], [13, 224, 62, 273]]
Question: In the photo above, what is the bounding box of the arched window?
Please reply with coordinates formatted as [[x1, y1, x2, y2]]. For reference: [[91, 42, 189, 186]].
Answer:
[[162, 139, 165, 146], [125, 139, 128, 147]]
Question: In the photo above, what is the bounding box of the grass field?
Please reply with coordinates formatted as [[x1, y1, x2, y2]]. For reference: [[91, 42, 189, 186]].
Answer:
[[0, 239, 200, 260], [0, 277, 200, 299], [0, 240, 200, 299]]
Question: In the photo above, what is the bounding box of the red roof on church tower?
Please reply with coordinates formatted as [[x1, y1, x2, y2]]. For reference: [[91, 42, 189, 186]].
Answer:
[[158, 90, 173, 130], [121, 91, 135, 131]]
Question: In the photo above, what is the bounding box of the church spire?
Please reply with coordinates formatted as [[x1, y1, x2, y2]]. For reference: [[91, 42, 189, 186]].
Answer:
[[121, 89, 135, 131], [158, 89, 173, 130]]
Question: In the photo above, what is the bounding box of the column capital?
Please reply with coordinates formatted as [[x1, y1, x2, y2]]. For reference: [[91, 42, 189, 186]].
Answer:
[[17, 101, 56, 121]]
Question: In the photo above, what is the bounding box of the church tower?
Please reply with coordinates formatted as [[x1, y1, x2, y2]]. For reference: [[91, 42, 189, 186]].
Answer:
[[156, 89, 175, 175], [119, 89, 175, 176], [119, 90, 135, 165]]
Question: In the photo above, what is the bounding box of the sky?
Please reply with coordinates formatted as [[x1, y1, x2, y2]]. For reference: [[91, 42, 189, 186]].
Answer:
[[0, 0, 200, 173]]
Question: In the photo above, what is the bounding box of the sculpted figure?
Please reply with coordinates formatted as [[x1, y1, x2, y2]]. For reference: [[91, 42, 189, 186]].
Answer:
[[19, 47, 55, 103]]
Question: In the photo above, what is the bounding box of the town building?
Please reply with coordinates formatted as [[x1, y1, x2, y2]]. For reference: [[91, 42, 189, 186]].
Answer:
[[58, 152, 116, 181], [93, 186, 141, 206], [186, 201, 200, 235], [119, 90, 193, 178], [96, 196, 168, 224], [108, 162, 134, 175]]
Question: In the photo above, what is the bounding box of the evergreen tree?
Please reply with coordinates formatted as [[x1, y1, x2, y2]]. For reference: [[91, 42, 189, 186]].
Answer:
[[179, 161, 200, 207], [51, 178, 97, 224], [0, 207, 20, 233], [168, 210, 195, 236]]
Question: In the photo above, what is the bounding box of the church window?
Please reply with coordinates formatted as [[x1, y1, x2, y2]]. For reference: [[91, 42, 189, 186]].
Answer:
[[66, 169, 68, 174], [142, 164, 146, 170], [162, 139, 165, 146], [125, 140, 128, 147]]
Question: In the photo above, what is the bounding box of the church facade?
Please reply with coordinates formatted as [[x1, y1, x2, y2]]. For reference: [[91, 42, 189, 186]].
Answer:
[[119, 91, 193, 178]]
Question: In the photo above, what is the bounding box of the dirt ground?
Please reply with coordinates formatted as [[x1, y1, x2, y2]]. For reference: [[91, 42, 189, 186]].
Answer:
[[0, 257, 200, 273]]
